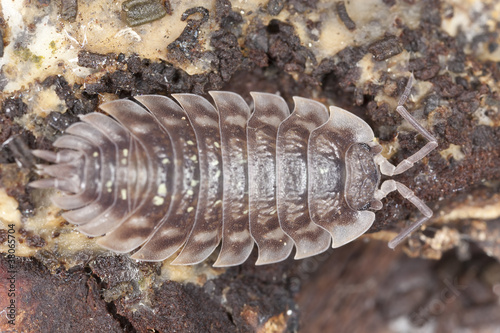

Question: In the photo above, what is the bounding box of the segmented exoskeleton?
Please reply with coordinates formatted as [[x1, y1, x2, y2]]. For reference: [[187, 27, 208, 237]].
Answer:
[[31, 75, 437, 267]]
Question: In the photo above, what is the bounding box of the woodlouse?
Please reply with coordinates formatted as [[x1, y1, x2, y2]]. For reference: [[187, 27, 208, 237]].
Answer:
[[31, 75, 437, 267]]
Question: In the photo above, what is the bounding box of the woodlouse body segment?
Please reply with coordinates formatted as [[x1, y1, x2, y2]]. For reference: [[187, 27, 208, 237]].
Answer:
[[307, 106, 377, 248], [210, 91, 253, 267], [247, 93, 293, 265], [169, 94, 223, 266], [31, 75, 438, 266], [276, 97, 332, 260]]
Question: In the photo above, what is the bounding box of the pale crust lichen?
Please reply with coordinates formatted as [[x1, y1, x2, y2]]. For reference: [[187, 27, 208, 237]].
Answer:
[[0, 0, 424, 92], [0, 187, 106, 265]]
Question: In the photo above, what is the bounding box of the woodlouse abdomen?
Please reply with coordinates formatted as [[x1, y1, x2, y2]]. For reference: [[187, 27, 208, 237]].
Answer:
[[31, 76, 438, 267]]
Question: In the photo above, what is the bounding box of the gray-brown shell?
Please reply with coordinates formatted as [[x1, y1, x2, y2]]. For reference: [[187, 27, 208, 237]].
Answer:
[[31, 92, 382, 267]]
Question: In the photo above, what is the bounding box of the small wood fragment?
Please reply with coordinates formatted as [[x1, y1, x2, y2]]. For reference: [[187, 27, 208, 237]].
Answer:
[[336, 2, 356, 31], [122, 0, 168, 27]]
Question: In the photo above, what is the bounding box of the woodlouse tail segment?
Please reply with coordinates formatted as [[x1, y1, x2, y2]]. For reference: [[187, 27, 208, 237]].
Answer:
[[74, 113, 133, 236], [29, 177, 78, 194], [60, 122, 118, 226], [375, 75, 438, 248], [32, 157, 82, 190], [30, 134, 101, 211]]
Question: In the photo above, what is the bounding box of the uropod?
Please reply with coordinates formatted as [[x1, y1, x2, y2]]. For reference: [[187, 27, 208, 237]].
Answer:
[[31, 75, 438, 267]]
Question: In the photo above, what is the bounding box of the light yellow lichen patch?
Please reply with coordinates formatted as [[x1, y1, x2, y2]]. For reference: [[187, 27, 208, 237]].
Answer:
[[0, 188, 35, 257], [442, 0, 500, 61], [0, 0, 93, 92], [380, 138, 400, 160], [65, 0, 217, 73], [385, 51, 411, 76], [441, 1, 474, 37], [159, 255, 225, 285], [0, 0, 427, 93], [0, 187, 105, 262], [358, 54, 381, 85], [469, 220, 488, 242], [316, 0, 422, 60], [23, 86, 67, 118], [0, 189, 21, 227], [436, 198, 500, 223], [405, 226, 462, 260], [258, 312, 287, 333], [474, 107, 498, 127], [421, 226, 461, 250], [315, 14, 353, 57], [364, 229, 398, 244], [439, 143, 466, 161], [411, 80, 434, 102], [50, 228, 105, 257]]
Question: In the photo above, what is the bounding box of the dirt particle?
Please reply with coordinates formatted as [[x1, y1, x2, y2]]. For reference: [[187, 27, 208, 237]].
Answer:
[[116, 280, 236, 332], [210, 30, 243, 82], [409, 57, 440, 81], [77, 51, 115, 69], [286, 0, 318, 14], [216, 0, 242, 34], [245, 19, 316, 72], [164, 0, 172, 15], [368, 35, 403, 61], [0, 229, 7, 244], [121, 0, 168, 27], [167, 6, 209, 62], [267, 0, 285, 16], [60, 0, 77, 21], [336, 1, 356, 31], [3, 98, 28, 119], [0, 29, 4, 58], [431, 74, 465, 98], [46, 111, 77, 133], [26, 234, 46, 248], [215, 0, 231, 21]]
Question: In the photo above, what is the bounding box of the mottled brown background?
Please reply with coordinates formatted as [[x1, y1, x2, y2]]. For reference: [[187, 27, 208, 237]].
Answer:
[[0, 0, 499, 332]]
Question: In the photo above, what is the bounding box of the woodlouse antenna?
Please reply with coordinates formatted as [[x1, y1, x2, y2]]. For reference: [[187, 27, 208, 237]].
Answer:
[[374, 180, 433, 249], [374, 75, 438, 248]]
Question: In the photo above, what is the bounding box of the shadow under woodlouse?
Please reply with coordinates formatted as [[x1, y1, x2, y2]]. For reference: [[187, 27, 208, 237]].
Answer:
[[30, 75, 437, 267]]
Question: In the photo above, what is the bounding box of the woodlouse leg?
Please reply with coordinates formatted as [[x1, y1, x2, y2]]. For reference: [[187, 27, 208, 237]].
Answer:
[[377, 74, 438, 176], [374, 179, 433, 249]]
